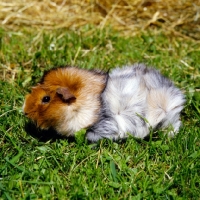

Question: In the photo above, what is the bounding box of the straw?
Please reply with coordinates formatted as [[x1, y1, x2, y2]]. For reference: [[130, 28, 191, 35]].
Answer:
[[0, 0, 199, 39], [0, 0, 199, 82]]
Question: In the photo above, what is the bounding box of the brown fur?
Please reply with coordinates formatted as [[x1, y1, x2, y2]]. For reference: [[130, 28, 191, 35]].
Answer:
[[23, 67, 107, 136]]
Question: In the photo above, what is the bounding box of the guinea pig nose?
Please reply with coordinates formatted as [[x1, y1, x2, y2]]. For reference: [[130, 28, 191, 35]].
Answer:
[[24, 112, 28, 116]]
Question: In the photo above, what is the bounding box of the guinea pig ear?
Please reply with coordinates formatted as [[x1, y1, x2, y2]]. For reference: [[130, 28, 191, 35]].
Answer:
[[56, 87, 76, 102]]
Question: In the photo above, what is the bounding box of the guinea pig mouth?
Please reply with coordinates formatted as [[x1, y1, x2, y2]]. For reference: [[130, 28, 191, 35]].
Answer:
[[35, 119, 51, 130], [23, 111, 30, 117], [23, 111, 34, 119], [23, 112, 39, 126]]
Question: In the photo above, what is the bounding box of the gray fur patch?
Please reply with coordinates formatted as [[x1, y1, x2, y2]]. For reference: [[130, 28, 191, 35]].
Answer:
[[86, 64, 185, 142]]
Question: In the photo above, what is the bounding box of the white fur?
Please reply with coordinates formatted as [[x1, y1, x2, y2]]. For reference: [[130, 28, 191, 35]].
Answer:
[[55, 94, 100, 136], [86, 64, 185, 142]]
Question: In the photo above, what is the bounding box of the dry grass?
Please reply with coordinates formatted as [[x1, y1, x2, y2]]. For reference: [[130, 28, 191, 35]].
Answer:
[[0, 0, 200, 39], [0, 0, 200, 82]]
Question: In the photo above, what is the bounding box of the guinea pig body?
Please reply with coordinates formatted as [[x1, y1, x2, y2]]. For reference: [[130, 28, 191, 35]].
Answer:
[[86, 64, 185, 142], [23, 64, 185, 142], [23, 67, 107, 136]]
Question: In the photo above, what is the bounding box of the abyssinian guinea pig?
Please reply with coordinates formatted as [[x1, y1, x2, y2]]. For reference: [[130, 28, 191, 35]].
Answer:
[[23, 64, 185, 142]]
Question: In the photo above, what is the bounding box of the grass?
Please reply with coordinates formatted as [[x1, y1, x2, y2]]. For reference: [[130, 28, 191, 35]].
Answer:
[[0, 27, 200, 199]]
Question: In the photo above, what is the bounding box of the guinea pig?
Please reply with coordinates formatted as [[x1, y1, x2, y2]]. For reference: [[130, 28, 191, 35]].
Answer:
[[86, 64, 185, 142], [23, 64, 185, 142], [23, 66, 107, 136]]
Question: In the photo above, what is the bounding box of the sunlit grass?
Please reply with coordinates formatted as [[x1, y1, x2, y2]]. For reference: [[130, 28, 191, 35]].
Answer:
[[0, 27, 199, 199]]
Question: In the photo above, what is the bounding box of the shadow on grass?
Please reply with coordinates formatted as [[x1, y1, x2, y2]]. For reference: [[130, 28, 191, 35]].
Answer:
[[24, 121, 159, 145], [24, 121, 75, 143]]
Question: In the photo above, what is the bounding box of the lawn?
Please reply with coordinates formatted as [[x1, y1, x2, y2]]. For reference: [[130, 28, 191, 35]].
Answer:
[[0, 26, 200, 199]]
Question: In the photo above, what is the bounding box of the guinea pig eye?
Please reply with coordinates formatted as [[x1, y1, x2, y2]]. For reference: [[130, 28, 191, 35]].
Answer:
[[42, 96, 50, 103]]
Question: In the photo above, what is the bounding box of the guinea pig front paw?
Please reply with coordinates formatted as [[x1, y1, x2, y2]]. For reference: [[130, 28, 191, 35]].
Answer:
[[86, 130, 104, 143]]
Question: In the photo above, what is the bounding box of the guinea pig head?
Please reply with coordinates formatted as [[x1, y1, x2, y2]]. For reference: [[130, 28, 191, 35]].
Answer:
[[23, 84, 76, 131]]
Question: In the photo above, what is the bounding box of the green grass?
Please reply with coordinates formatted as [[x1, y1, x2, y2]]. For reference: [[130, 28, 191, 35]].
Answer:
[[0, 27, 200, 199]]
